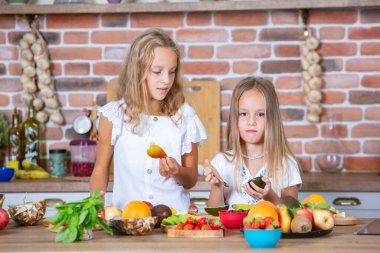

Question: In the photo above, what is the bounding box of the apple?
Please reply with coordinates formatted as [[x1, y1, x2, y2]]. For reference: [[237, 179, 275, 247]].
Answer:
[[296, 207, 313, 223], [143, 201, 153, 209], [0, 194, 10, 230], [312, 209, 335, 230], [104, 206, 122, 221]]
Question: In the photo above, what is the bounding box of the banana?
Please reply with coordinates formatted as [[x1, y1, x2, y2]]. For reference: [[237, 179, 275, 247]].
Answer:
[[231, 204, 253, 211], [21, 159, 47, 172], [15, 169, 50, 180]]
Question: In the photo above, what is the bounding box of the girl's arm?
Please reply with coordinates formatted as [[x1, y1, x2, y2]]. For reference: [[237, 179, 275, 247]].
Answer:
[[203, 159, 225, 206], [90, 114, 114, 198], [159, 143, 199, 189]]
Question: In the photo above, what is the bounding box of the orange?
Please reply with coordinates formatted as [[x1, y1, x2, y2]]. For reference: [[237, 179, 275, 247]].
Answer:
[[247, 200, 279, 221], [302, 194, 327, 205], [121, 201, 152, 219]]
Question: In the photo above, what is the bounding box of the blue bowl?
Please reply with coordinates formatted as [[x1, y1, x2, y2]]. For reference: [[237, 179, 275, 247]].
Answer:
[[0, 167, 15, 182], [243, 228, 281, 249]]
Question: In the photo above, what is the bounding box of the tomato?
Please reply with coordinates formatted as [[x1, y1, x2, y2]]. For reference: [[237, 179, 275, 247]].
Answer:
[[184, 224, 194, 230], [175, 224, 184, 230], [210, 218, 222, 230], [193, 226, 201, 230], [184, 217, 194, 226], [252, 221, 261, 229], [195, 217, 208, 228], [201, 224, 212, 230]]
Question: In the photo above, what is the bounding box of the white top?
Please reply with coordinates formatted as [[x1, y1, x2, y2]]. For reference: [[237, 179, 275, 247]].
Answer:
[[211, 152, 302, 206], [98, 100, 207, 212]]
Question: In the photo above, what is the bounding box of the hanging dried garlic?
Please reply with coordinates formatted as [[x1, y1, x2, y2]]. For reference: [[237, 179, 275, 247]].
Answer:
[[301, 29, 323, 123], [19, 16, 64, 125]]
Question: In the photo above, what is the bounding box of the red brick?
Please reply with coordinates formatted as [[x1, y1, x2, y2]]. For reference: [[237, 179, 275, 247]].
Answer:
[[232, 61, 258, 74], [93, 62, 123, 75], [349, 90, 380, 104], [309, 10, 357, 24], [320, 27, 345, 40], [305, 141, 360, 154], [183, 62, 229, 75], [361, 9, 380, 23], [177, 29, 227, 43], [42, 127, 63, 141], [284, 125, 318, 138], [281, 108, 304, 121], [0, 15, 15, 29], [68, 94, 94, 107], [188, 46, 214, 59], [361, 43, 380, 55], [322, 74, 359, 89], [349, 27, 380, 40], [50, 48, 101, 60], [321, 59, 343, 72], [321, 124, 348, 138], [322, 91, 346, 104], [262, 60, 301, 74], [277, 92, 304, 105], [347, 59, 380, 72], [49, 142, 70, 151], [221, 108, 229, 123], [0, 95, 10, 106], [101, 14, 128, 27], [362, 75, 380, 88], [0, 78, 22, 92], [10, 94, 23, 108], [318, 43, 356, 57], [365, 107, 380, 120], [288, 141, 302, 155], [51, 62, 62, 76], [232, 29, 256, 42], [61, 109, 85, 124], [217, 45, 270, 59], [131, 13, 183, 28], [215, 11, 268, 26], [363, 141, 380, 154], [55, 78, 106, 91], [271, 10, 299, 25], [352, 123, 380, 137], [92, 30, 142, 44], [187, 12, 211, 26], [221, 93, 231, 107], [64, 63, 90, 75], [0, 47, 18, 60], [274, 45, 300, 57], [297, 156, 311, 172], [57, 94, 67, 107], [0, 32, 5, 44], [47, 14, 98, 29], [322, 108, 362, 122], [64, 32, 89, 44], [275, 76, 301, 89], [0, 64, 5, 75], [344, 157, 380, 171], [260, 28, 303, 41], [8, 63, 22, 75], [96, 93, 107, 106], [220, 77, 243, 90], [104, 46, 129, 60]]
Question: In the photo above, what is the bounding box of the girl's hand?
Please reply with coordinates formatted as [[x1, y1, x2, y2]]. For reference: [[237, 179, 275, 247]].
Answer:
[[159, 157, 180, 178], [203, 159, 223, 188], [244, 176, 272, 199]]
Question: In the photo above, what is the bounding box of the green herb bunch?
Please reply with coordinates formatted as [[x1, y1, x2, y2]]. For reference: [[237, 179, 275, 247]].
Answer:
[[48, 190, 113, 243]]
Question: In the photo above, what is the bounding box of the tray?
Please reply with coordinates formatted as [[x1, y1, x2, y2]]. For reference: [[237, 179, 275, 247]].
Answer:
[[281, 229, 333, 239], [161, 224, 177, 233], [167, 228, 224, 238]]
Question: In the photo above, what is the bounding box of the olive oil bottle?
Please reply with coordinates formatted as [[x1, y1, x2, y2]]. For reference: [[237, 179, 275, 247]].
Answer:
[[8, 108, 23, 170], [23, 106, 40, 165]]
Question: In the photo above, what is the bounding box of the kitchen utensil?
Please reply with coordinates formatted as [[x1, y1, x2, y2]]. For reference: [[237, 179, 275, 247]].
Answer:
[[72, 115, 92, 135], [210, 167, 229, 188], [219, 210, 248, 229], [354, 219, 380, 235], [0, 167, 14, 182], [69, 139, 96, 177], [243, 228, 281, 248]]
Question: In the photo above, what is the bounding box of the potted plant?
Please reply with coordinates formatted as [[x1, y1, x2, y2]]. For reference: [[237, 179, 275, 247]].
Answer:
[[0, 112, 9, 167]]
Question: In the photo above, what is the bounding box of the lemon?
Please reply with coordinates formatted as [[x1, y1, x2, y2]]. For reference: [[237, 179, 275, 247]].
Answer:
[[169, 207, 177, 216]]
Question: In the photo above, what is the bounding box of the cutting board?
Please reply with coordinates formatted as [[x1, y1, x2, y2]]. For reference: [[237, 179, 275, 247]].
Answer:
[[167, 228, 224, 238], [107, 79, 221, 171], [334, 215, 357, 226]]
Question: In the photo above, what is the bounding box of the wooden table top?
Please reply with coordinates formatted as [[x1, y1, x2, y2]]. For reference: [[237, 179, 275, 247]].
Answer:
[[1, 172, 380, 193], [0, 219, 379, 253]]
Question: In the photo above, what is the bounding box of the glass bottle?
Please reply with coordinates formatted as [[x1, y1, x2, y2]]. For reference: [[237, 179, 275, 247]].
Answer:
[[315, 112, 345, 173], [8, 108, 23, 170], [23, 106, 40, 165]]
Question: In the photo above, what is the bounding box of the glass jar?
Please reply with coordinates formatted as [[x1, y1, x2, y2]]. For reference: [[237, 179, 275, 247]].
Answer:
[[315, 112, 345, 173], [70, 139, 96, 177], [49, 149, 67, 176]]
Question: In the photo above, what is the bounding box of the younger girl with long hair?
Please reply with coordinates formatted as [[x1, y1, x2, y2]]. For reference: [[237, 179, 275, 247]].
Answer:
[[90, 28, 207, 212], [204, 77, 301, 206]]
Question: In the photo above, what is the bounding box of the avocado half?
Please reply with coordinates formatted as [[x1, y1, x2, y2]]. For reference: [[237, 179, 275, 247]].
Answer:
[[204, 205, 229, 216], [248, 176, 266, 190]]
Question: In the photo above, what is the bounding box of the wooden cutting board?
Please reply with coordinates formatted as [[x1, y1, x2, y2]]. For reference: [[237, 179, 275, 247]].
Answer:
[[334, 215, 357, 226], [167, 228, 224, 238], [107, 79, 221, 170]]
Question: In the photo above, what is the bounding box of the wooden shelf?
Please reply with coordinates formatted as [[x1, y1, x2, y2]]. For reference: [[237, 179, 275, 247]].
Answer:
[[1, 0, 380, 15]]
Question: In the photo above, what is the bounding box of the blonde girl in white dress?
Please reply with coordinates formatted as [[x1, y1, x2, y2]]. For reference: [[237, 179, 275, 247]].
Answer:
[[90, 28, 207, 212], [204, 77, 301, 207]]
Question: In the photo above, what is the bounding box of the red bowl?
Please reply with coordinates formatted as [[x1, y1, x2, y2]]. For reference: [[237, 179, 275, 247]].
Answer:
[[219, 210, 248, 229]]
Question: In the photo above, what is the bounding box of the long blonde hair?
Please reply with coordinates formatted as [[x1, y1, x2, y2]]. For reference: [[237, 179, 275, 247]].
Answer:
[[225, 77, 298, 192], [118, 28, 184, 132]]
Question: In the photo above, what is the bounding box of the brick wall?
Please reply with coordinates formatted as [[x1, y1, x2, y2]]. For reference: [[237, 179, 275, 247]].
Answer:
[[0, 9, 379, 172]]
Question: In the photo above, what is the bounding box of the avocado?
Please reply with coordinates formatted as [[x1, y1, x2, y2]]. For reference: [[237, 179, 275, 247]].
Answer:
[[282, 195, 301, 209], [204, 205, 229, 216], [248, 176, 266, 190]]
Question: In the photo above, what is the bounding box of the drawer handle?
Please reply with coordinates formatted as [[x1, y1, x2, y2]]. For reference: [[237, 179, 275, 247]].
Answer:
[[333, 197, 361, 206], [43, 198, 65, 207], [190, 198, 208, 206]]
